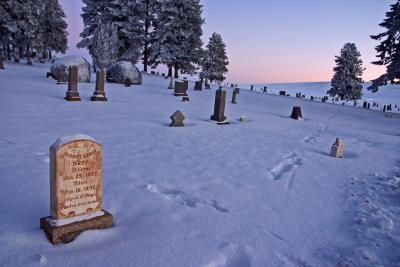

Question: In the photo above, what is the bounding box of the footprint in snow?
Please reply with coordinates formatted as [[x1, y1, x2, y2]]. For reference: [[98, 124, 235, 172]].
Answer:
[[147, 184, 228, 213], [204, 244, 252, 267]]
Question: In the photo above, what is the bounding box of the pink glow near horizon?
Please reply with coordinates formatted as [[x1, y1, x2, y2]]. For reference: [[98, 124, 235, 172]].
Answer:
[[60, 0, 390, 84]]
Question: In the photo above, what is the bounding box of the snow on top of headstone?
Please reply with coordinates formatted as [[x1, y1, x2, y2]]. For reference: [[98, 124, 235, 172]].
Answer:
[[51, 134, 96, 150], [52, 55, 90, 68]]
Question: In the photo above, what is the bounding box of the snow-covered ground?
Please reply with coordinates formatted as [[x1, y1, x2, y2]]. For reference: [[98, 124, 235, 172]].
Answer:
[[0, 62, 399, 267]]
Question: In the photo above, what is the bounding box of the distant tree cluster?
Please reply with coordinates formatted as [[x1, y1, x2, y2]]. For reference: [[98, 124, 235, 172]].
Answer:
[[79, 0, 229, 82], [0, 0, 68, 62]]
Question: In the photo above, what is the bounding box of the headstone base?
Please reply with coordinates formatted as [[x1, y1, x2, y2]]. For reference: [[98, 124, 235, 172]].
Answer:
[[174, 93, 188, 97], [210, 115, 227, 122], [216, 120, 230, 125], [65, 92, 81, 101], [40, 209, 113, 244], [91, 95, 108, 101], [57, 81, 67, 85]]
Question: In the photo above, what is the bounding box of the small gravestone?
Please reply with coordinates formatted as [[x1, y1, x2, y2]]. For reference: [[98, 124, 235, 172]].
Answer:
[[290, 106, 302, 120], [124, 78, 132, 87], [363, 102, 368, 109], [383, 105, 386, 112], [263, 86, 268, 93], [239, 116, 248, 122], [40, 134, 113, 244], [0, 56, 5, 70], [64, 66, 81, 101], [174, 81, 188, 96], [250, 85, 254, 91], [330, 138, 344, 158], [57, 66, 67, 84], [182, 96, 190, 102], [170, 110, 185, 127], [279, 91, 286, 96], [194, 81, 202, 91], [210, 88, 229, 124], [91, 70, 108, 101], [162, 73, 165, 77], [232, 89, 238, 104], [310, 96, 314, 101], [353, 101, 357, 106], [150, 71, 156, 75], [367, 103, 370, 109]]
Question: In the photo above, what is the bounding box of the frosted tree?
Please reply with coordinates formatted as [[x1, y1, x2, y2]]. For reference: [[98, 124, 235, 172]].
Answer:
[[39, 0, 68, 59], [368, 0, 400, 92], [149, 0, 204, 78], [327, 43, 364, 101], [91, 22, 119, 69], [0, 1, 15, 59], [78, 0, 144, 64], [201, 33, 229, 85]]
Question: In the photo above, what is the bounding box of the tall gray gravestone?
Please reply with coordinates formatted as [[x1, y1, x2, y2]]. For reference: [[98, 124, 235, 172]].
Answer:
[[91, 70, 108, 101], [40, 134, 113, 244], [231, 89, 237, 104], [57, 66, 67, 84], [65, 66, 81, 101], [211, 88, 229, 124]]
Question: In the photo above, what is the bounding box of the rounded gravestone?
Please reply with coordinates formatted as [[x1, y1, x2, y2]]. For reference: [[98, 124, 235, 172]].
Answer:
[[107, 61, 142, 85], [51, 55, 91, 83]]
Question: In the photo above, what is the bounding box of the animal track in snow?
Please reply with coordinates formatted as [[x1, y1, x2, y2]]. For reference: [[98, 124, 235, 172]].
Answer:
[[301, 124, 329, 144], [147, 184, 228, 213]]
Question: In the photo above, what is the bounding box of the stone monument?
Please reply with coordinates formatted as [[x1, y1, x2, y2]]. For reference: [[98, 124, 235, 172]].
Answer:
[[231, 89, 237, 104], [174, 81, 188, 96], [91, 70, 108, 101], [194, 81, 203, 91], [57, 66, 67, 84], [170, 111, 185, 127], [64, 66, 81, 101], [290, 106, 303, 120], [330, 138, 344, 158], [40, 134, 113, 244], [210, 88, 229, 124]]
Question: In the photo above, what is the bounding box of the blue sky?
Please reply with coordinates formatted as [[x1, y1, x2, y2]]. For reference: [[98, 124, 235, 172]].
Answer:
[[60, 0, 393, 83]]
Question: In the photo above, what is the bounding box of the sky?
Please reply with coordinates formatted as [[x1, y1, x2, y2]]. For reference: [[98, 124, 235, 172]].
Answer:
[[59, 0, 393, 84]]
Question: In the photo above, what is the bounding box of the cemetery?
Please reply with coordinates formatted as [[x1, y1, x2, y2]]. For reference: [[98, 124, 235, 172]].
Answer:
[[0, 0, 400, 266]]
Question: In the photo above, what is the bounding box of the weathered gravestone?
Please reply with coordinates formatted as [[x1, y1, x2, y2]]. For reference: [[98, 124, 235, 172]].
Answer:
[[363, 102, 368, 109], [239, 116, 248, 122], [91, 70, 108, 101], [279, 91, 286, 96], [64, 66, 81, 101], [40, 134, 113, 244], [194, 81, 203, 91], [174, 81, 188, 96], [232, 89, 238, 104], [170, 110, 185, 127], [263, 86, 268, 93], [290, 106, 303, 120], [125, 78, 132, 87], [0, 56, 5, 70], [210, 88, 229, 124], [234, 88, 240, 94], [182, 96, 190, 102], [330, 138, 344, 158], [57, 66, 67, 84], [250, 85, 254, 91]]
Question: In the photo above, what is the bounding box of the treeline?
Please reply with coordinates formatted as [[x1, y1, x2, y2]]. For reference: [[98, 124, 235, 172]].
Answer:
[[79, 0, 229, 83], [0, 0, 68, 62]]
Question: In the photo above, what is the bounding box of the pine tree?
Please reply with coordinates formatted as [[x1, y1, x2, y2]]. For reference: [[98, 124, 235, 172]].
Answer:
[[39, 0, 68, 57], [140, 0, 160, 72], [327, 43, 364, 101], [0, 1, 15, 51], [201, 33, 229, 84], [149, 0, 204, 78], [368, 0, 400, 92], [91, 22, 119, 69], [78, 0, 144, 65]]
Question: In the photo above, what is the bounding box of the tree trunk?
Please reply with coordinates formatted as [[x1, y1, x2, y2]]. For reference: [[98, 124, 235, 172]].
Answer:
[[174, 62, 179, 79], [143, 0, 150, 72], [19, 47, 23, 59], [26, 45, 33, 65], [6, 45, 10, 60], [168, 65, 172, 77], [49, 50, 52, 60]]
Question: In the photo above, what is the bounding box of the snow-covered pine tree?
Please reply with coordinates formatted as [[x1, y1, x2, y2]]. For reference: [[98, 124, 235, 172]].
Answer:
[[91, 22, 119, 69], [0, 1, 15, 56], [201, 32, 229, 84], [368, 0, 400, 92], [39, 0, 68, 59], [140, 0, 160, 72], [149, 0, 204, 78], [327, 43, 364, 101], [78, 0, 144, 65]]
